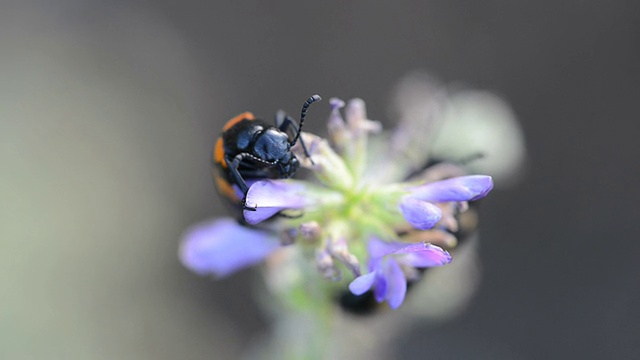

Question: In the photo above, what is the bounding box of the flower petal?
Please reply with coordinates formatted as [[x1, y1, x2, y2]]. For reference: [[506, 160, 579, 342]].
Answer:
[[373, 270, 387, 303], [345, 98, 382, 135], [403, 243, 452, 268], [367, 237, 404, 259], [179, 218, 280, 277], [383, 258, 407, 309], [243, 179, 345, 224], [243, 180, 312, 224], [292, 133, 355, 190], [349, 272, 376, 295], [399, 196, 443, 230], [409, 175, 494, 202], [328, 98, 347, 133]]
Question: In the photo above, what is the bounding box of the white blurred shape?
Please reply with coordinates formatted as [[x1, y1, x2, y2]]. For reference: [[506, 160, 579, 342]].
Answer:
[[431, 90, 527, 187]]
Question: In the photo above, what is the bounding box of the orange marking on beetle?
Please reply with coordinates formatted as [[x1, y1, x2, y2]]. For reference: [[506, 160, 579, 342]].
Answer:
[[214, 138, 227, 168], [222, 112, 255, 132], [215, 175, 239, 202]]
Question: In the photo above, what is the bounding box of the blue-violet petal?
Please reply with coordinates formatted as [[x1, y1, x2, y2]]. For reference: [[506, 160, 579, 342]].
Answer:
[[243, 180, 312, 224], [409, 175, 494, 203], [383, 258, 408, 309], [403, 243, 452, 268], [349, 272, 377, 295], [179, 218, 280, 277], [399, 196, 443, 230]]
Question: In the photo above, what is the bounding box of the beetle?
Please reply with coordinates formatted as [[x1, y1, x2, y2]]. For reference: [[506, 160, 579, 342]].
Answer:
[[211, 94, 321, 220]]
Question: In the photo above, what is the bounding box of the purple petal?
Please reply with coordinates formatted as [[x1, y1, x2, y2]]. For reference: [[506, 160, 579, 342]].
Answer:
[[330, 97, 346, 111], [409, 175, 494, 203], [403, 243, 452, 268], [179, 218, 280, 277], [367, 237, 405, 260], [383, 258, 407, 309], [243, 180, 312, 224], [373, 270, 387, 303], [328, 98, 347, 134], [345, 98, 382, 135], [399, 196, 443, 230], [368, 238, 439, 259], [345, 98, 367, 130], [349, 272, 376, 295]]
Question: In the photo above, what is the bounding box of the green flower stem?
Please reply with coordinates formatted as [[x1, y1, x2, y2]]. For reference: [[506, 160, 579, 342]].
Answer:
[[344, 133, 367, 182], [255, 250, 341, 360]]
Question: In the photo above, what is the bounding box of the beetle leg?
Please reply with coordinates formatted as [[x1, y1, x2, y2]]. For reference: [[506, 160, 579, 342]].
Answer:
[[225, 153, 258, 212], [277, 209, 304, 219], [226, 153, 250, 194]]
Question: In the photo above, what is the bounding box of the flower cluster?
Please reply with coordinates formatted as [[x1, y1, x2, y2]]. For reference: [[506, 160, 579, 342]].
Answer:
[[180, 97, 494, 310]]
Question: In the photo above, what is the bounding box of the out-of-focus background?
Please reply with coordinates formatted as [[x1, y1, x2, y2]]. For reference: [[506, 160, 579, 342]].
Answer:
[[1, 1, 639, 359]]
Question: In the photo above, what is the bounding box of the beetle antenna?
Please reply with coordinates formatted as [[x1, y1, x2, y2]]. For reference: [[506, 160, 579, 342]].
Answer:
[[291, 94, 322, 146]]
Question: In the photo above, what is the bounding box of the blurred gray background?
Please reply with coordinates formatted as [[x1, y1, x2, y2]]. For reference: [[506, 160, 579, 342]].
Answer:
[[1, 0, 639, 359]]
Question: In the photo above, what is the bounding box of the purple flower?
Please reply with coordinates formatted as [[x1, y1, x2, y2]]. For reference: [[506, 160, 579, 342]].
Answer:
[[243, 179, 344, 225], [243, 180, 316, 225], [399, 175, 493, 230], [408, 175, 494, 203], [348, 238, 452, 309], [179, 218, 280, 277]]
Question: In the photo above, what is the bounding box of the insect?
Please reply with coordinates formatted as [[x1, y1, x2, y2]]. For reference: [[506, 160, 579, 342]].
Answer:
[[212, 94, 322, 220]]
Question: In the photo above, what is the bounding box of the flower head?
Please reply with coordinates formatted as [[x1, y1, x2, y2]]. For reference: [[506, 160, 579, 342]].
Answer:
[[181, 96, 494, 309]]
